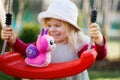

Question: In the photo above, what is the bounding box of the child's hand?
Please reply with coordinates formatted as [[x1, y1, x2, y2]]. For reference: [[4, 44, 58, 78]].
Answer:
[[1, 27, 16, 47], [88, 23, 104, 46]]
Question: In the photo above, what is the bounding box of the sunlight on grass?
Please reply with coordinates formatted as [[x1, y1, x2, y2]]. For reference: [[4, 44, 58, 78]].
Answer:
[[89, 70, 120, 80], [107, 41, 120, 61], [92, 78, 120, 80]]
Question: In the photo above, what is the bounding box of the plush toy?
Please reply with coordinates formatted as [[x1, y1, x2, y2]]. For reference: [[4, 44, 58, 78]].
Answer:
[[25, 28, 56, 67]]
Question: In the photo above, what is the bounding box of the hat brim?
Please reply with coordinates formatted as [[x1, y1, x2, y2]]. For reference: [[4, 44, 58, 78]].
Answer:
[[38, 11, 81, 31]]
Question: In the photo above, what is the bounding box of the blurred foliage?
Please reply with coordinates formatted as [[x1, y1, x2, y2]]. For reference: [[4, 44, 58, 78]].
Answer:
[[18, 22, 41, 43], [12, 0, 34, 16], [12, 0, 42, 22], [77, 11, 85, 28], [88, 69, 120, 80], [112, 22, 120, 29], [12, 0, 19, 16], [0, 72, 14, 80]]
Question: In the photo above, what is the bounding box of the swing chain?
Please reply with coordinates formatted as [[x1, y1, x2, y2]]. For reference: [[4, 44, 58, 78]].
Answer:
[[8, 0, 11, 13], [1, 0, 12, 55], [88, 0, 97, 51], [93, 0, 96, 10], [6, 0, 12, 25]]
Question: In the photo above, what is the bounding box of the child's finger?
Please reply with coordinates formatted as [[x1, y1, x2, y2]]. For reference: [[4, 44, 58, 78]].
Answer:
[[2, 27, 12, 32], [2, 30, 12, 35], [89, 31, 100, 38], [3, 36, 10, 40], [89, 27, 100, 33], [89, 27, 99, 32], [89, 29, 100, 38], [89, 30, 99, 34], [89, 23, 100, 30], [3, 27, 12, 31], [1, 34, 10, 40]]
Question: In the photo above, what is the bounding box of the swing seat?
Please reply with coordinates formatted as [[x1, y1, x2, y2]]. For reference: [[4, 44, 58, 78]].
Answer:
[[0, 48, 97, 79]]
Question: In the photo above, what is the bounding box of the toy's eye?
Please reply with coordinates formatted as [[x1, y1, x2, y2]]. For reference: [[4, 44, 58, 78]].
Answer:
[[50, 40, 54, 45]]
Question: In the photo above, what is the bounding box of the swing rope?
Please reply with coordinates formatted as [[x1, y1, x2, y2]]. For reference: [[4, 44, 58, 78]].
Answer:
[[88, 0, 97, 51], [1, 0, 12, 55]]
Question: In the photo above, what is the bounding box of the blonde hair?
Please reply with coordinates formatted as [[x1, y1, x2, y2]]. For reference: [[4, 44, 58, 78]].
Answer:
[[64, 22, 87, 53], [43, 18, 90, 53]]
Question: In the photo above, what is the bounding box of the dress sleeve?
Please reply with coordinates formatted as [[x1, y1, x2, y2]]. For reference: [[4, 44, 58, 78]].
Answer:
[[13, 38, 36, 56], [94, 37, 107, 60], [78, 36, 107, 60]]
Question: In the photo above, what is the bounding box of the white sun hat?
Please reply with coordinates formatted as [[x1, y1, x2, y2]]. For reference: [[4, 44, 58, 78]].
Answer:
[[38, 0, 81, 31]]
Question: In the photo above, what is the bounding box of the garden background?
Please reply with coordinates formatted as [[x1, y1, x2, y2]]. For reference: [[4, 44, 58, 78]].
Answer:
[[0, 0, 120, 80]]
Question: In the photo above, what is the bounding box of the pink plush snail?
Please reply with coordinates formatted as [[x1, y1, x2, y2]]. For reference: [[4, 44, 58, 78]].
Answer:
[[25, 28, 56, 67]]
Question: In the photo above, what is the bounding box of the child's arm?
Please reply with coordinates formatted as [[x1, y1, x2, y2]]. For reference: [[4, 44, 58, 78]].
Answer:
[[94, 36, 107, 60], [78, 23, 107, 60], [88, 23, 107, 60], [13, 38, 36, 56], [78, 38, 107, 60], [88, 23, 104, 46], [1, 27, 36, 55]]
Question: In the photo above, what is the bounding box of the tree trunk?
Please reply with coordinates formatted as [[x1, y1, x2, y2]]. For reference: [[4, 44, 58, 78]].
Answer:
[[15, 0, 25, 35], [82, 0, 91, 24], [101, 0, 111, 40]]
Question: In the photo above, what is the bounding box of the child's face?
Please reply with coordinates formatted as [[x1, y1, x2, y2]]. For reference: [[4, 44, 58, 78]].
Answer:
[[46, 18, 67, 44]]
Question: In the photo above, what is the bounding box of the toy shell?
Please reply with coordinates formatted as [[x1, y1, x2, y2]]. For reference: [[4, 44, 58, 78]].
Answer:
[[26, 44, 39, 58]]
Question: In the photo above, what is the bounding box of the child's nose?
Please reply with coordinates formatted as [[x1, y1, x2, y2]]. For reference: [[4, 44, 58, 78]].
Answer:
[[49, 26, 56, 32]]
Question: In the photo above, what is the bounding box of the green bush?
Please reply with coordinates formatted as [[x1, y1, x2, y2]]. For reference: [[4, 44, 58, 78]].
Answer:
[[0, 72, 14, 80], [19, 23, 41, 43], [112, 22, 120, 29]]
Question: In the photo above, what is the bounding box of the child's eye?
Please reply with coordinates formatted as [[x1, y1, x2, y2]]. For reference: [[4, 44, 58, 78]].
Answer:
[[55, 24, 61, 27], [47, 25, 51, 28]]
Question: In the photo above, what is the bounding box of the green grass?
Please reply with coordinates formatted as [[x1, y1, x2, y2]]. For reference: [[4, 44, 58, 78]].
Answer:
[[0, 72, 14, 80], [88, 69, 120, 80]]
